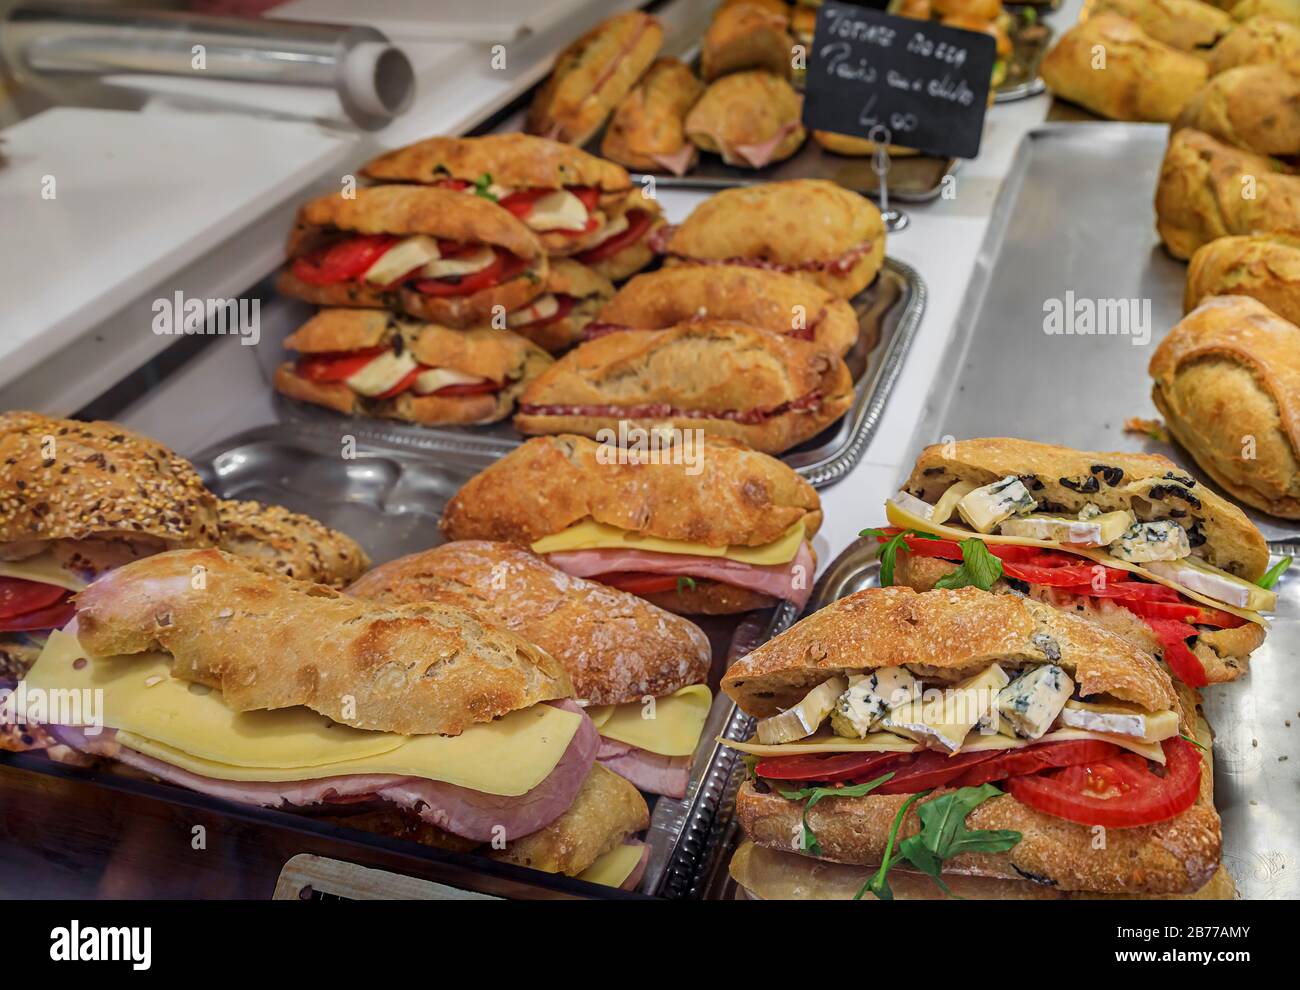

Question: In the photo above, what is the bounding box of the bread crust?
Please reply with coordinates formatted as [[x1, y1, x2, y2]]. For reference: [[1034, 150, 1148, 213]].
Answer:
[[346, 540, 711, 705], [722, 585, 1179, 717], [73, 548, 574, 736], [216, 499, 370, 589], [440, 433, 822, 549], [1173, 65, 1300, 157], [701, 2, 794, 81], [1151, 295, 1300, 518], [1092, 0, 1232, 51], [0, 412, 219, 548], [1041, 14, 1208, 122], [1208, 15, 1300, 75], [903, 435, 1271, 579], [595, 265, 860, 357], [601, 58, 704, 174], [1185, 233, 1300, 327], [514, 320, 853, 455], [507, 259, 615, 353], [526, 12, 664, 146], [685, 71, 806, 168]]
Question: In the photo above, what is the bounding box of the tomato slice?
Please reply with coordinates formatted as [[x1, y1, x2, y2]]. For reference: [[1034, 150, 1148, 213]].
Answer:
[[0, 578, 69, 619], [569, 186, 601, 212], [755, 750, 905, 785], [597, 572, 682, 594], [0, 593, 76, 632], [1005, 737, 1201, 828], [375, 367, 423, 400], [954, 739, 1125, 788], [1001, 561, 1122, 586], [291, 235, 398, 286], [874, 750, 999, 795], [430, 381, 501, 396], [296, 347, 389, 384], [435, 178, 471, 191], [513, 294, 576, 329], [497, 188, 550, 218], [412, 251, 528, 297], [1142, 617, 1209, 687], [577, 209, 655, 264]]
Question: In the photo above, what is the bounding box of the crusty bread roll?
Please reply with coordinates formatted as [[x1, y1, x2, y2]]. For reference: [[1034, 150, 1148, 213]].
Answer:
[[1173, 64, 1300, 156], [600, 59, 703, 176], [216, 499, 369, 589], [1186, 233, 1300, 326], [701, 1, 794, 81], [1092, 0, 1233, 51], [1041, 13, 1208, 121], [1230, 0, 1300, 23], [506, 259, 614, 354], [1151, 295, 1300, 518], [575, 189, 664, 283], [1207, 15, 1300, 73], [685, 70, 806, 170]]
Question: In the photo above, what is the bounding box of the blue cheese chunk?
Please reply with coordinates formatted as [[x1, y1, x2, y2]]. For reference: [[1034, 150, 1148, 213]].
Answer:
[[1109, 520, 1191, 563], [999, 510, 1133, 547], [831, 668, 920, 738], [886, 663, 1009, 753], [956, 477, 1037, 534], [995, 665, 1074, 740]]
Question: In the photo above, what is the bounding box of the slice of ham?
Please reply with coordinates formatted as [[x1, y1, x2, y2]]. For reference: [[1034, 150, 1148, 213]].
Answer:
[[45, 701, 598, 842], [731, 120, 803, 169], [546, 541, 815, 609], [597, 737, 690, 799], [651, 144, 696, 177]]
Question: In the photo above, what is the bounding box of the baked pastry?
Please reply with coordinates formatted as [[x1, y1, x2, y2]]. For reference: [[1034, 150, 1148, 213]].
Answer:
[[513, 320, 855, 455], [1091, 0, 1233, 51], [216, 499, 370, 588], [590, 264, 860, 357], [685, 70, 806, 170], [440, 433, 822, 615], [1155, 128, 1300, 260], [701, 1, 794, 81], [1173, 64, 1300, 156], [813, 131, 921, 157], [1040, 13, 1209, 121], [1151, 295, 1300, 518], [571, 188, 664, 282], [278, 185, 548, 328], [274, 308, 552, 424], [526, 12, 664, 146], [600, 58, 704, 176], [664, 179, 885, 298], [504, 259, 614, 353], [1230, 0, 1300, 23], [1207, 15, 1300, 74], [1185, 232, 1300, 326]]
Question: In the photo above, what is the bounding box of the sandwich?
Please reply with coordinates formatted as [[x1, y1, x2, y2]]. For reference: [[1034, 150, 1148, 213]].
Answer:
[[1040, 14, 1208, 122], [1091, 0, 1232, 52], [874, 437, 1277, 687], [273, 309, 553, 425], [662, 180, 885, 299], [347, 540, 714, 798], [701, 1, 795, 82], [722, 585, 1221, 896], [813, 131, 921, 158], [215, 499, 370, 588], [570, 188, 665, 283], [277, 185, 548, 328], [513, 320, 855, 455], [1155, 128, 1300, 260], [585, 265, 860, 357], [502, 259, 615, 353], [1185, 232, 1300, 327], [439, 434, 822, 616], [526, 11, 664, 147], [360, 134, 634, 258], [23, 549, 651, 887], [1207, 15, 1300, 75], [1151, 295, 1300, 519], [1172, 64, 1300, 157], [601, 59, 704, 177], [1231, 0, 1300, 22], [684, 71, 806, 171]]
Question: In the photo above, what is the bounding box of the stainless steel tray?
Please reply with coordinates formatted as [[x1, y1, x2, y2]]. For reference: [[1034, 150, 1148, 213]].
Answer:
[[703, 537, 1300, 900], [259, 259, 926, 490]]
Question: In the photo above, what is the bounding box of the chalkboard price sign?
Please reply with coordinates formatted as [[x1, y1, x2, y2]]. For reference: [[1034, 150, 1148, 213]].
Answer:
[[801, 1, 996, 160]]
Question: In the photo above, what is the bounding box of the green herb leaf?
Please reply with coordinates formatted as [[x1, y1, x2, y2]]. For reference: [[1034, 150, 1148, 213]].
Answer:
[[933, 537, 1004, 592], [1258, 556, 1292, 590], [777, 773, 895, 857], [856, 789, 930, 901], [473, 172, 497, 202], [859, 528, 939, 587], [1180, 733, 1209, 752], [676, 576, 697, 595], [895, 784, 1021, 896]]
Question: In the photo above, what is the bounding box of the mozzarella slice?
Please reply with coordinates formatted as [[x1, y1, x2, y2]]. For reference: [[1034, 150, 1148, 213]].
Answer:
[[508, 294, 560, 328], [585, 212, 629, 248], [411, 368, 489, 395], [345, 350, 418, 397], [362, 235, 439, 286], [525, 190, 589, 232], [422, 246, 497, 279], [999, 510, 1134, 547], [1144, 557, 1276, 612], [957, 477, 1036, 534]]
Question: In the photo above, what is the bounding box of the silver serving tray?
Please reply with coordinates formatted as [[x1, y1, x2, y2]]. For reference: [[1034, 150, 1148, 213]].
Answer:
[[702, 536, 1300, 900], [258, 259, 926, 490]]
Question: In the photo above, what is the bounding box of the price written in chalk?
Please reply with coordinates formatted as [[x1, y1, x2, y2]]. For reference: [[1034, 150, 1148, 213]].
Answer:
[[803, 1, 996, 159]]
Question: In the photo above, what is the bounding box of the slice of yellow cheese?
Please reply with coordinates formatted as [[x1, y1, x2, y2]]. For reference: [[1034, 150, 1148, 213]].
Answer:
[[578, 843, 644, 888], [531, 519, 805, 566], [586, 684, 712, 757], [23, 631, 580, 796], [0, 553, 87, 592], [885, 501, 1268, 626]]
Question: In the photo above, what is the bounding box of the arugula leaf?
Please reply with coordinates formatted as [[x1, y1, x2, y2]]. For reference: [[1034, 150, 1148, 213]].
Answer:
[[1258, 556, 1292, 590], [859, 528, 939, 587], [777, 773, 895, 857], [473, 172, 497, 202], [932, 538, 1003, 592], [676, 576, 697, 595], [857, 789, 929, 900]]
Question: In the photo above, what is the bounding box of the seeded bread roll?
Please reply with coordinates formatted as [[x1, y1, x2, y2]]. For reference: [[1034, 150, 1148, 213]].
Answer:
[[216, 499, 370, 589]]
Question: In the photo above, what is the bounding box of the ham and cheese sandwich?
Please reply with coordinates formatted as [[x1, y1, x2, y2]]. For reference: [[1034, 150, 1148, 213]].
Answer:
[[277, 186, 548, 328], [527, 11, 664, 146], [502, 259, 614, 353], [361, 134, 634, 258], [876, 438, 1276, 687], [700, 1, 795, 82], [23, 549, 650, 887], [586, 265, 861, 357], [722, 586, 1221, 895], [513, 320, 854, 455], [347, 540, 714, 798], [440, 434, 822, 615], [601, 58, 704, 177], [685, 70, 807, 171], [662, 180, 885, 299], [274, 309, 552, 425]]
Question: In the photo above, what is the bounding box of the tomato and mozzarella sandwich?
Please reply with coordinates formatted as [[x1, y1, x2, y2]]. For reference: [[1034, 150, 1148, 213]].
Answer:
[[502, 259, 614, 354], [274, 309, 553, 425], [277, 185, 549, 328], [347, 540, 714, 798], [440, 435, 822, 616], [22, 550, 651, 887], [722, 586, 1221, 896], [571, 188, 665, 283], [362, 133, 635, 259], [877, 438, 1277, 687]]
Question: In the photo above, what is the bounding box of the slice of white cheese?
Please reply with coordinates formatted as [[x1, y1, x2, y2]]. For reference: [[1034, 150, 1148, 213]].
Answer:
[[0, 552, 87, 592], [757, 678, 846, 745], [345, 350, 418, 397], [531, 518, 805, 567], [1144, 557, 1276, 612], [412, 368, 488, 395], [422, 245, 497, 278], [830, 668, 920, 738], [1059, 700, 1179, 743], [578, 843, 644, 888], [362, 235, 440, 285], [885, 663, 1009, 753], [999, 511, 1133, 547], [584, 212, 628, 247], [995, 665, 1073, 740], [957, 477, 1036, 534], [1109, 520, 1191, 563], [508, 293, 560, 328], [889, 490, 934, 521], [525, 190, 590, 232], [590, 684, 712, 757], [930, 481, 977, 525]]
